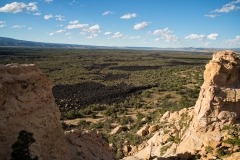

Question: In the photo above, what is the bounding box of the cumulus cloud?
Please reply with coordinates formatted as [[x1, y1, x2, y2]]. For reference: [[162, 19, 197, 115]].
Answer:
[[66, 23, 89, 29], [204, 14, 217, 18], [49, 32, 54, 36], [153, 28, 173, 36], [44, 14, 53, 20], [213, 0, 240, 13], [28, 27, 32, 30], [102, 11, 114, 15], [56, 29, 66, 33], [207, 33, 219, 40], [205, 42, 213, 47], [12, 25, 25, 28], [86, 33, 98, 39], [164, 35, 178, 43], [185, 33, 219, 40], [0, 2, 38, 13], [104, 32, 112, 35], [88, 24, 101, 32], [45, 0, 53, 3], [79, 32, 86, 35], [130, 36, 140, 39], [223, 35, 240, 45], [120, 13, 137, 19], [55, 15, 65, 21], [65, 32, 71, 35], [109, 32, 123, 39], [0, 21, 6, 28], [70, 20, 79, 24], [133, 22, 150, 30], [152, 28, 178, 43], [33, 12, 41, 16], [185, 34, 206, 40]]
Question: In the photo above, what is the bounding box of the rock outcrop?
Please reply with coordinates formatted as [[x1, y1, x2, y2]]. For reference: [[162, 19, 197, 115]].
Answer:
[[65, 129, 115, 160], [0, 64, 67, 160], [176, 50, 240, 155], [123, 50, 240, 160], [0, 64, 115, 160]]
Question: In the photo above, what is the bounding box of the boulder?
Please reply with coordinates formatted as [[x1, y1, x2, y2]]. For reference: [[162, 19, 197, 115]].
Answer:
[[110, 125, 123, 135], [137, 124, 150, 136]]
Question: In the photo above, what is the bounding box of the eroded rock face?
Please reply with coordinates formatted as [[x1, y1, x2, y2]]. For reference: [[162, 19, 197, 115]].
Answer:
[[176, 50, 240, 155], [193, 50, 240, 131], [65, 129, 116, 160], [0, 64, 67, 160]]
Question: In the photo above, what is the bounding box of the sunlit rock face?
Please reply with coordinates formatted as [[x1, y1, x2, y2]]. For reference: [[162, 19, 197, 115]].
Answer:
[[193, 50, 240, 131], [0, 64, 67, 160], [176, 50, 240, 155]]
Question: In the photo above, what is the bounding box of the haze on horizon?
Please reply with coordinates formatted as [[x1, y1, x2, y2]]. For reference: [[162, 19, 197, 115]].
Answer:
[[0, 0, 240, 48]]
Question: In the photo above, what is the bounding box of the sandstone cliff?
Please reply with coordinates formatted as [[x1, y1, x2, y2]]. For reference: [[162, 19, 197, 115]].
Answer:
[[123, 50, 240, 160], [0, 64, 67, 159], [0, 64, 115, 160]]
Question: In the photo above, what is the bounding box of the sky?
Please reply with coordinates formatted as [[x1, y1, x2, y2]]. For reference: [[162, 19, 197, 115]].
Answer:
[[0, 0, 240, 48]]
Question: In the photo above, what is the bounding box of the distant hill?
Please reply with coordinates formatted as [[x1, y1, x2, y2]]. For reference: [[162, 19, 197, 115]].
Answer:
[[0, 37, 239, 52]]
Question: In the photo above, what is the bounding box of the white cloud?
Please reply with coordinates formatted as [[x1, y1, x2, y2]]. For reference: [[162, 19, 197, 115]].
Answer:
[[70, 20, 79, 24], [152, 28, 178, 43], [56, 29, 66, 33], [0, 2, 38, 13], [133, 22, 150, 30], [130, 36, 140, 39], [153, 28, 173, 36], [0, 21, 6, 27], [207, 33, 219, 40], [104, 32, 112, 35], [88, 24, 101, 32], [28, 27, 32, 30], [55, 15, 65, 21], [205, 14, 217, 18], [33, 12, 41, 16], [79, 32, 86, 35], [213, 1, 240, 13], [102, 11, 114, 15], [185, 33, 219, 40], [49, 32, 54, 36], [65, 32, 71, 35], [86, 34, 98, 39], [120, 13, 137, 19], [205, 42, 213, 47], [185, 34, 206, 40], [109, 32, 123, 39], [164, 35, 178, 43], [223, 35, 240, 45], [12, 25, 25, 28], [45, 0, 53, 3], [44, 14, 53, 20], [66, 23, 89, 29]]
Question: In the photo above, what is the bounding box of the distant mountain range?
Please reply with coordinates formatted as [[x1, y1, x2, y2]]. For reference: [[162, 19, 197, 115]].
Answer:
[[0, 37, 239, 52]]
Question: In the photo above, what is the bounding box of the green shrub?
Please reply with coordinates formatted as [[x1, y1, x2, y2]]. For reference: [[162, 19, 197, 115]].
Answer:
[[11, 130, 38, 160]]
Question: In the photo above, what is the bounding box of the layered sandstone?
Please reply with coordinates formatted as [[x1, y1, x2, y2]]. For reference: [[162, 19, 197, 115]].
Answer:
[[176, 50, 240, 155], [123, 50, 240, 159], [65, 129, 116, 160], [0, 64, 67, 160]]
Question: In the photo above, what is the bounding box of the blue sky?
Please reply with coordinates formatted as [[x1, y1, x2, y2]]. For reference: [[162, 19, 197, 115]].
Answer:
[[0, 0, 240, 48]]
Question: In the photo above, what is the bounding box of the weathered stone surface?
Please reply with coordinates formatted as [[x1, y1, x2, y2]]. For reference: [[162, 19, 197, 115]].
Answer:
[[148, 124, 158, 133], [137, 124, 150, 136], [176, 50, 240, 154], [110, 125, 123, 135], [0, 64, 67, 160], [65, 129, 115, 160]]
